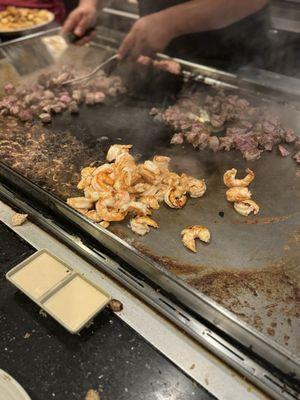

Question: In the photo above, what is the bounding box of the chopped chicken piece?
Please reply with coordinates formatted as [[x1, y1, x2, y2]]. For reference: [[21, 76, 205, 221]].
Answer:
[[106, 144, 132, 162], [11, 213, 28, 226]]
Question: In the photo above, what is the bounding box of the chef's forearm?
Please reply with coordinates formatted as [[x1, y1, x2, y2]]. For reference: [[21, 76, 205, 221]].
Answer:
[[159, 0, 268, 38]]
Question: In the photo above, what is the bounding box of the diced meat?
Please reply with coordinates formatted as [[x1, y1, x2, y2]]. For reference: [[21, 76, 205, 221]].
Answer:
[[278, 144, 290, 157], [208, 136, 220, 152], [153, 60, 181, 75], [94, 91, 105, 104], [85, 93, 94, 105], [284, 128, 296, 143], [293, 151, 300, 164], [210, 114, 225, 129], [171, 132, 184, 145], [39, 113, 51, 123], [69, 102, 79, 114], [149, 107, 159, 116], [60, 94, 72, 104], [4, 83, 15, 94], [19, 110, 33, 122], [243, 148, 262, 161]]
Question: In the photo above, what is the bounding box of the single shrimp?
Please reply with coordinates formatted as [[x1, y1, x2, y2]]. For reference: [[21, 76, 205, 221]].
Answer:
[[234, 200, 260, 216], [106, 144, 132, 162], [181, 225, 211, 253], [164, 186, 187, 209], [140, 195, 160, 210], [130, 216, 159, 235], [181, 174, 206, 198], [223, 168, 255, 188], [226, 187, 251, 202], [67, 197, 94, 210]]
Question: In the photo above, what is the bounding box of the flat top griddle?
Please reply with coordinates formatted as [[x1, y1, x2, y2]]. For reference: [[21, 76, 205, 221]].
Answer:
[[0, 30, 299, 378]]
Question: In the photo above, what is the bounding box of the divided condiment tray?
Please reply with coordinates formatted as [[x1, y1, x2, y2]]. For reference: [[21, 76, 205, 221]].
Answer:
[[6, 249, 111, 333]]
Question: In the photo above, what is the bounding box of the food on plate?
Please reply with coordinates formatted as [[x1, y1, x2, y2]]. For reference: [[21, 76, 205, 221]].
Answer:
[[233, 200, 260, 216], [226, 187, 252, 202], [11, 212, 28, 226], [67, 144, 206, 234], [223, 168, 260, 216], [0, 67, 126, 124], [0, 7, 52, 31], [130, 216, 158, 235], [151, 91, 299, 163], [223, 168, 254, 188], [181, 225, 211, 253]]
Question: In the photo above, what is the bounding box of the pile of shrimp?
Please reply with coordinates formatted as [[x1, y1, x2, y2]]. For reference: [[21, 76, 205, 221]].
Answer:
[[223, 168, 260, 216], [67, 144, 207, 236]]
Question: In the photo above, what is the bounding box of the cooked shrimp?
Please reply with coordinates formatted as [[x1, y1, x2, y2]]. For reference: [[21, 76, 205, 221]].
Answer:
[[106, 144, 132, 162], [91, 171, 114, 192], [114, 190, 131, 209], [84, 186, 101, 202], [140, 195, 160, 210], [223, 168, 255, 188], [67, 197, 94, 210], [130, 182, 152, 194], [121, 201, 150, 216], [92, 163, 114, 176], [181, 225, 211, 253], [181, 174, 206, 198], [95, 201, 126, 222], [162, 172, 181, 187], [234, 200, 260, 216], [85, 210, 102, 222], [226, 187, 252, 202], [164, 187, 187, 209], [139, 160, 160, 184], [99, 221, 110, 229], [152, 155, 171, 172], [130, 216, 158, 235], [77, 166, 96, 190]]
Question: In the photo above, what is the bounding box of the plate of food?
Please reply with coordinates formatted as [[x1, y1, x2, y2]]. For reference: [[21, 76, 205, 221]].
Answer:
[[0, 369, 31, 400], [0, 6, 54, 35]]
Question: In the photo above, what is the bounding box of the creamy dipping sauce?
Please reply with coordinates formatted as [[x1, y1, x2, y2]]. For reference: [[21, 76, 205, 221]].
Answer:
[[11, 252, 70, 299], [43, 275, 109, 332]]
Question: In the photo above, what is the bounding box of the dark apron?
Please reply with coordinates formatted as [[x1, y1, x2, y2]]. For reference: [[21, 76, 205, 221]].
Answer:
[[138, 0, 270, 71]]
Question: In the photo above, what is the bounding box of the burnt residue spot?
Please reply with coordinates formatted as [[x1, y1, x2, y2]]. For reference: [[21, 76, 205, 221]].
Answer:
[[218, 211, 224, 218], [0, 117, 102, 199]]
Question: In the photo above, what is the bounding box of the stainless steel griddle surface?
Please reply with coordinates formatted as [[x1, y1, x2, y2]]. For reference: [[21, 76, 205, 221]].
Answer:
[[0, 31, 299, 370]]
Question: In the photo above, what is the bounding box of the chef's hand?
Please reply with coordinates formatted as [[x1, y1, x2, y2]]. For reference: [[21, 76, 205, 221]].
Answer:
[[61, 0, 98, 45], [118, 13, 175, 60]]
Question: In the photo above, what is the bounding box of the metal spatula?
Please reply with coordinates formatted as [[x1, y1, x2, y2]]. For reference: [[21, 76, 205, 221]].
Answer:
[[63, 53, 118, 86]]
